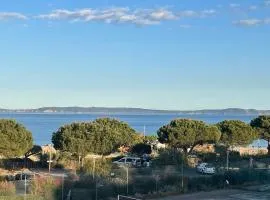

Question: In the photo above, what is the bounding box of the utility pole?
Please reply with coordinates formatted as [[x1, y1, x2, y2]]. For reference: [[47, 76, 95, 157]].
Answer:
[[93, 157, 96, 180], [24, 174, 27, 200], [62, 174, 65, 200], [47, 144, 53, 174], [126, 167, 129, 195], [226, 150, 229, 171], [143, 125, 146, 138], [181, 156, 184, 190]]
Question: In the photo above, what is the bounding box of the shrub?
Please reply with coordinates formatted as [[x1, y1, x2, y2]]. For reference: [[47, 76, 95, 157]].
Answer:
[[224, 169, 270, 185], [81, 158, 112, 177], [30, 177, 61, 200], [153, 149, 184, 166], [0, 181, 16, 196]]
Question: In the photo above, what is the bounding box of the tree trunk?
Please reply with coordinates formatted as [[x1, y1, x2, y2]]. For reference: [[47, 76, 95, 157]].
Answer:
[[188, 145, 196, 155]]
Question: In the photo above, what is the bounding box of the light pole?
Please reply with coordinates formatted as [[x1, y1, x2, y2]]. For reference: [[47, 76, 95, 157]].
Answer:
[[126, 166, 129, 195], [181, 157, 184, 190], [24, 174, 27, 200], [226, 149, 229, 171], [47, 144, 53, 173], [93, 157, 96, 180], [62, 174, 65, 200]]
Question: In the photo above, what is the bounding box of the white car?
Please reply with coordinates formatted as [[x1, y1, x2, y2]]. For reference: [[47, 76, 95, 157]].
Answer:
[[113, 157, 141, 167], [196, 163, 215, 174]]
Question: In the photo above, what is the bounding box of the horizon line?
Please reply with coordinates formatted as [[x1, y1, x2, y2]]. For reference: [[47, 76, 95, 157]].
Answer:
[[1, 106, 270, 112]]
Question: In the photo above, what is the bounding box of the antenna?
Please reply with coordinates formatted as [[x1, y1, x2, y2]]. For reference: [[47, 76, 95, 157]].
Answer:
[[143, 125, 146, 138]]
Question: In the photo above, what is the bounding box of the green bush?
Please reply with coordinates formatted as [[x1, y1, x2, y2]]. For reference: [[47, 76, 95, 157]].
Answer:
[[224, 169, 270, 185], [81, 158, 112, 177], [153, 149, 184, 166], [197, 152, 217, 163]]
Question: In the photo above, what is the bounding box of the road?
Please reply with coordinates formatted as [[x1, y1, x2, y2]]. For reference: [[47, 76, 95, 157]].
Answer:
[[155, 189, 270, 200]]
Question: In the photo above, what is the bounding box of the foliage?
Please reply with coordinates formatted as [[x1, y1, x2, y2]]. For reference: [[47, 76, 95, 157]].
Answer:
[[25, 145, 42, 158], [144, 135, 158, 143], [81, 158, 112, 177], [217, 120, 258, 148], [54, 151, 77, 169], [250, 115, 270, 153], [0, 181, 16, 196], [250, 115, 270, 140], [30, 176, 61, 200], [52, 118, 141, 156], [157, 119, 221, 154], [224, 169, 270, 185], [152, 149, 184, 166], [131, 143, 152, 155], [0, 119, 33, 158]]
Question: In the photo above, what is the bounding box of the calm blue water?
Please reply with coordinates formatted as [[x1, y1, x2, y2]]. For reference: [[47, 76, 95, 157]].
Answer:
[[0, 113, 267, 147]]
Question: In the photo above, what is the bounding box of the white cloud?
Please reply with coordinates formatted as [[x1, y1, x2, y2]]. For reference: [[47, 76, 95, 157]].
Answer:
[[149, 9, 178, 20], [201, 9, 217, 16], [264, 18, 270, 24], [248, 6, 257, 10], [179, 24, 192, 29], [0, 12, 27, 20], [233, 19, 270, 26], [265, 1, 270, 6], [37, 7, 216, 26], [230, 4, 240, 8]]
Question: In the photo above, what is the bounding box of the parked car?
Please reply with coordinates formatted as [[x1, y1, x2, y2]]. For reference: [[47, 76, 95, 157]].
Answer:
[[113, 157, 141, 167], [14, 173, 33, 180], [196, 163, 215, 174]]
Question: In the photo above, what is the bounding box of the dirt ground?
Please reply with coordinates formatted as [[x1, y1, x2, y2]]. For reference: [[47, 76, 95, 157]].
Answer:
[[155, 189, 270, 200]]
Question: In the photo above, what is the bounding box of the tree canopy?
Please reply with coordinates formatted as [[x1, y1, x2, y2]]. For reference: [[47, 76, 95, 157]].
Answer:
[[131, 143, 152, 155], [52, 118, 141, 156], [217, 120, 258, 148], [157, 119, 221, 154], [250, 115, 270, 153], [0, 119, 33, 158]]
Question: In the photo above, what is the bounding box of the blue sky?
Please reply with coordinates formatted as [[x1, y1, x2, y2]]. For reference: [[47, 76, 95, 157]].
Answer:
[[0, 0, 270, 110]]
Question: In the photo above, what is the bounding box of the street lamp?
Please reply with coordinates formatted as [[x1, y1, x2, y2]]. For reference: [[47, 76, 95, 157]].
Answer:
[[126, 166, 129, 195], [47, 144, 53, 173], [226, 149, 229, 171], [62, 174, 65, 200]]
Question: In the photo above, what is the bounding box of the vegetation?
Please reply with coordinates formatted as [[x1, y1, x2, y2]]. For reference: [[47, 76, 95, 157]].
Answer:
[[0, 181, 16, 196], [52, 118, 141, 156], [81, 158, 112, 177], [157, 119, 221, 155], [30, 176, 61, 200], [217, 120, 258, 148], [0, 119, 33, 158], [131, 143, 152, 155], [250, 115, 270, 154]]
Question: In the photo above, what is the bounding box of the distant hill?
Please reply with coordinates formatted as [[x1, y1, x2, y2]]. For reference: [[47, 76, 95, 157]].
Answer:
[[1, 107, 270, 115]]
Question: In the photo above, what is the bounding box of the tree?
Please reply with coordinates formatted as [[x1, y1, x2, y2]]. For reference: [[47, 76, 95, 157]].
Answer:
[[52, 118, 140, 156], [52, 122, 93, 157], [143, 135, 158, 144], [250, 115, 270, 154], [0, 119, 33, 158], [24, 145, 42, 167], [217, 120, 258, 148], [25, 145, 42, 158], [131, 143, 152, 155], [157, 119, 221, 155]]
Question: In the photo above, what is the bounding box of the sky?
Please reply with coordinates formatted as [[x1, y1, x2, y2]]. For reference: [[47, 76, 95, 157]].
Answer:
[[0, 0, 270, 110]]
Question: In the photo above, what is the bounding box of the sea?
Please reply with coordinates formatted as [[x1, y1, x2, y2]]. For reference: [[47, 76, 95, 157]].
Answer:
[[0, 113, 267, 147]]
